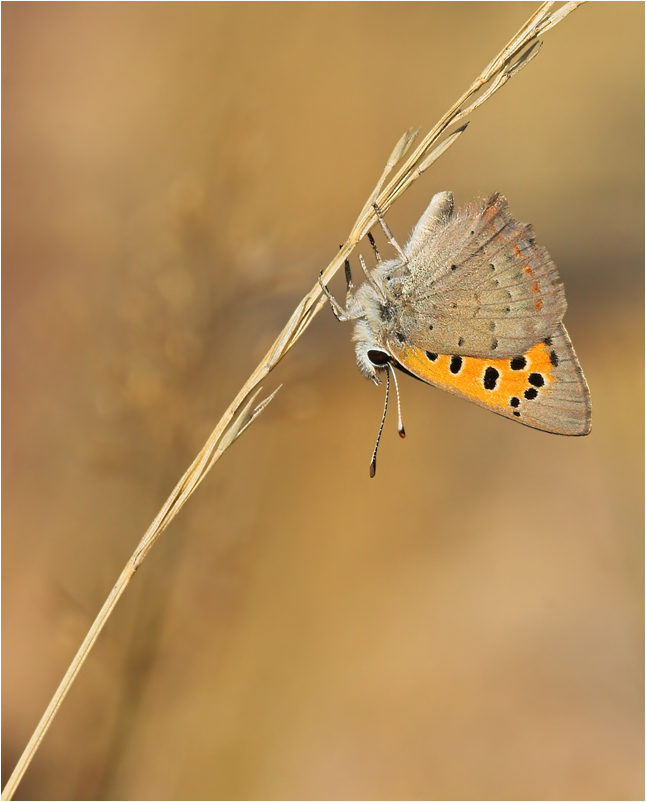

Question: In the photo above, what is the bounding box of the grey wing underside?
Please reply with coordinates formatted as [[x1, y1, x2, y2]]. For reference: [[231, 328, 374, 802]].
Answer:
[[514, 323, 591, 436], [398, 192, 567, 359], [387, 323, 591, 436]]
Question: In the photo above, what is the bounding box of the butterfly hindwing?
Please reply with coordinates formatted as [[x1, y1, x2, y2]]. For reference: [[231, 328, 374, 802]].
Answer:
[[387, 323, 591, 435]]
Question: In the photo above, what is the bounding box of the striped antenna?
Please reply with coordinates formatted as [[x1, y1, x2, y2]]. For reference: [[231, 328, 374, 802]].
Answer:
[[370, 367, 390, 478]]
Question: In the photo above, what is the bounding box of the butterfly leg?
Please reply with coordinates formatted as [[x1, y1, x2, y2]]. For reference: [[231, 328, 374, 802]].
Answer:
[[372, 202, 408, 265], [358, 254, 388, 302], [367, 232, 382, 263], [318, 272, 364, 322], [318, 274, 348, 320], [344, 258, 354, 308]]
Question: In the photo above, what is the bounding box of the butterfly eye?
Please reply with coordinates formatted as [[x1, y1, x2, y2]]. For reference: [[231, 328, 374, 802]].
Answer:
[[367, 349, 390, 367]]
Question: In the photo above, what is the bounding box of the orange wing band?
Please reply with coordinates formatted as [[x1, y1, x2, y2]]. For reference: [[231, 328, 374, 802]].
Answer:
[[394, 340, 554, 411]]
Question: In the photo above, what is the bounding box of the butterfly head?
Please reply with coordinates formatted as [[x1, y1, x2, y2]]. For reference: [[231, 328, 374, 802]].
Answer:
[[352, 314, 393, 384]]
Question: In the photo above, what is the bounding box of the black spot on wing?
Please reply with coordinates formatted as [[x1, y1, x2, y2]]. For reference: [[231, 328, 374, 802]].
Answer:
[[483, 367, 499, 391], [425, 351, 438, 362], [550, 349, 559, 367], [510, 356, 526, 371], [524, 388, 538, 400], [449, 356, 463, 375], [528, 372, 545, 388]]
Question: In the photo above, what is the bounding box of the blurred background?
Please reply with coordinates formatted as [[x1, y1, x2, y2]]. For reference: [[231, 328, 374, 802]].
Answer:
[[3, 3, 643, 800]]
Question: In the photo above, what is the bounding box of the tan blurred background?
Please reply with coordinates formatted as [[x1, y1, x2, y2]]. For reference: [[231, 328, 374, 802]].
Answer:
[[3, 3, 643, 800]]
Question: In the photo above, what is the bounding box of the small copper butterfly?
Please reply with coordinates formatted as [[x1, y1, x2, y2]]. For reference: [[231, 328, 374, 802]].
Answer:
[[320, 192, 592, 476]]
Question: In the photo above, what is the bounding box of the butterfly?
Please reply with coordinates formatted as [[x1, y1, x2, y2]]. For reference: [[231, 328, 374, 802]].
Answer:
[[320, 191, 592, 476]]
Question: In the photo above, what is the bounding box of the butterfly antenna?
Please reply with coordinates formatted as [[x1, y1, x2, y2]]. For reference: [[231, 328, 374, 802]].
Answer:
[[390, 365, 406, 438], [369, 366, 390, 478]]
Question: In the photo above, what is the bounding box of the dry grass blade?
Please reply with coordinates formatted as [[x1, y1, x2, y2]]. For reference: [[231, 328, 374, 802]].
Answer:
[[1, 3, 586, 799], [387, 123, 470, 209]]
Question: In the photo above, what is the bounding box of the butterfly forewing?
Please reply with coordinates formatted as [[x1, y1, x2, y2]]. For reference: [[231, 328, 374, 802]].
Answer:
[[397, 194, 567, 359]]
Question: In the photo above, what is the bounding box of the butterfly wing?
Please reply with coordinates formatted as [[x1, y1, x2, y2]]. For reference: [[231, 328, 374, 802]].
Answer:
[[397, 193, 567, 359], [387, 323, 591, 435]]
